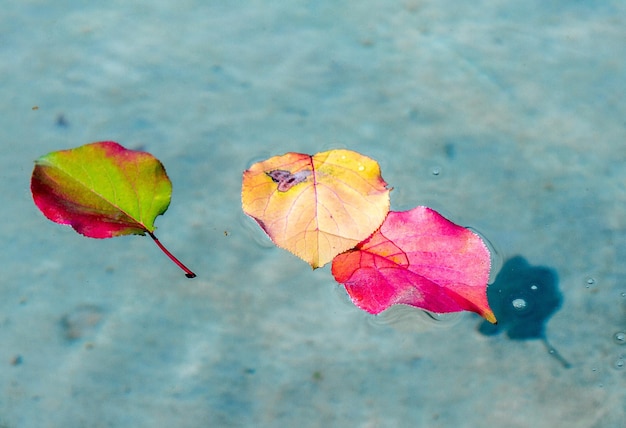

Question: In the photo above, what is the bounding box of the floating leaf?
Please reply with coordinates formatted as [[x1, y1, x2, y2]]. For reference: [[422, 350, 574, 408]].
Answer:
[[31, 141, 195, 278], [331, 206, 495, 323], [242, 149, 390, 268]]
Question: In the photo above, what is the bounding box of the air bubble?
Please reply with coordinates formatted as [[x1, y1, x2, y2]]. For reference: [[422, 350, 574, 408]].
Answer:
[[615, 359, 624, 369], [621, 292, 626, 298], [358, 165, 365, 171], [511, 298, 527, 310], [431, 167, 440, 176], [613, 331, 626, 345], [585, 277, 596, 288], [530, 284, 538, 290]]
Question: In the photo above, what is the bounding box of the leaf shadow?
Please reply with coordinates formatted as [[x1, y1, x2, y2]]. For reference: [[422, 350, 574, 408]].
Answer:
[[477, 255, 571, 368]]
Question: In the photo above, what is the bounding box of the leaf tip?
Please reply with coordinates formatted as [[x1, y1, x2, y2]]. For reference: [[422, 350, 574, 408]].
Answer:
[[483, 310, 497, 324]]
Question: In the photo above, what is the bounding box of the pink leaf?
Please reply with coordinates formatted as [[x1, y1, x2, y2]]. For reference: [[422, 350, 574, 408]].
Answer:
[[331, 206, 496, 323]]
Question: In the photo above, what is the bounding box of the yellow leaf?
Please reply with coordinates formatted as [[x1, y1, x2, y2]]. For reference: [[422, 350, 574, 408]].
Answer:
[[242, 149, 390, 268]]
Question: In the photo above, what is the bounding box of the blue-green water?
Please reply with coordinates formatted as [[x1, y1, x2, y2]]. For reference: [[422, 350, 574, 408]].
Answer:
[[1, 1, 625, 427]]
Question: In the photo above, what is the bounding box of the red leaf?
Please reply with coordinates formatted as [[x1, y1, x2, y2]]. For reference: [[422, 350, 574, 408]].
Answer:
[[331, 206, 496, 323]]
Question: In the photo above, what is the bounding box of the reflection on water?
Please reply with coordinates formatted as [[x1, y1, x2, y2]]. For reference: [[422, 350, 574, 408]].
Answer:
[[368, 304, 463, 332], [478, 255, 570, 368]]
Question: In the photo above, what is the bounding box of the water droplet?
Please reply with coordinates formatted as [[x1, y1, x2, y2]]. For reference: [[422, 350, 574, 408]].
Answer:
[[431, 167, 440, 176], [613, 331, 626, 345], [511, 298, 527, 310], [585, 277, 595, 288]]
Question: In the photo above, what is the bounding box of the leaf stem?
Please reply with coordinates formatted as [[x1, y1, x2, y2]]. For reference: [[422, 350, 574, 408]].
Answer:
[[148, 232, 196, 278]]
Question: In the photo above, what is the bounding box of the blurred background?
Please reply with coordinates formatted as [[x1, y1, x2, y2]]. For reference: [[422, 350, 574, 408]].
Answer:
[[1, 1, 624, 427]]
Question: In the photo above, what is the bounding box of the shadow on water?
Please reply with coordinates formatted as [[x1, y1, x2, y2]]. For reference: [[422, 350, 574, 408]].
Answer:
[[478, 255, 571, 368]]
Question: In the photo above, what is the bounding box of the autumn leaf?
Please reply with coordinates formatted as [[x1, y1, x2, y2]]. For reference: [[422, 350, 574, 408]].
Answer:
[[31, 141, 195, 278], [331, 206, 496, 323], [242, 149, 390, 268]]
